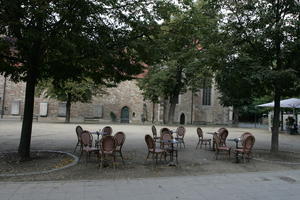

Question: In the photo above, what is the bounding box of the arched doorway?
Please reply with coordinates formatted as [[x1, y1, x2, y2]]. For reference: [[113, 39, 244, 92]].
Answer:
[[180, 113, 185, 125], [120, 106, 129, 123]]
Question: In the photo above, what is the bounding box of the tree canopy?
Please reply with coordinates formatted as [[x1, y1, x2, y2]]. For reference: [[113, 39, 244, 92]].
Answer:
[[208, 0, 300, 152], [0, 0, 179, 160]]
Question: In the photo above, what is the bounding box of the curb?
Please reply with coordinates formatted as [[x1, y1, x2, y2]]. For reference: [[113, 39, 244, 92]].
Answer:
[[0, 150, 79, 177]]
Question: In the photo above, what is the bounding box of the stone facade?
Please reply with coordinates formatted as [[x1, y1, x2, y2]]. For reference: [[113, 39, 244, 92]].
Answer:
[[0, 75, 230, 124]]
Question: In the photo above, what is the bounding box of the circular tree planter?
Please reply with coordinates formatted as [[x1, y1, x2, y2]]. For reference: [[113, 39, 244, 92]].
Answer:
[[0, 150, 78, 177]]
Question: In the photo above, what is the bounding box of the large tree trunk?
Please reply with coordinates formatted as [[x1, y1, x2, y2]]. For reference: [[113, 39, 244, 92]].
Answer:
[[18, 69, 37, 161], [65, 93, 71, 123], [271, 89, 281, 153], [232, 106, 239, 126], [152, 102, 155, 123]]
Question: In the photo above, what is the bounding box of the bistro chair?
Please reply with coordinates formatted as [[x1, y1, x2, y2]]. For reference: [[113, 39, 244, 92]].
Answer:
[[151, 125, 160, 142], [214, 134, 231, 160], [114, 131, 126, 164], [175, 126, 186, 148], [234, 134, 255, 162], [99, 135, 117, 169], [79, 131, 99, 165], [145, 134, 166, 165], [213, 127, 228, 150], [102, 126, 113, 136], [73, 125, 83, 153], [161, 131, 178, 163], [196, 127, 211, 149]]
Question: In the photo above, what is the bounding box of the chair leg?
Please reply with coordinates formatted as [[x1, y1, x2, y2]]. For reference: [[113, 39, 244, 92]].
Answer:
[[73, 142, 79, 153], [183, 140, 185, 148], [196, 140, 200, 149], [120, 151, 125, 165], [113, 154, 116, 169], [146, 151, 150, 160]]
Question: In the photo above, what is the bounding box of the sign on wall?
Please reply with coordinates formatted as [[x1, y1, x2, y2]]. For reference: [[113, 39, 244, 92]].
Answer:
[[39, 102, 48, 117], [11, 100, 20, 115], [58, 102, 66, 117]]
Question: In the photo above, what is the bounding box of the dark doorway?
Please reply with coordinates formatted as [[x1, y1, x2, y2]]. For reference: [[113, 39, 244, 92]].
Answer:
[[121, 106, 129, 123], [180, 113, 185, 125]]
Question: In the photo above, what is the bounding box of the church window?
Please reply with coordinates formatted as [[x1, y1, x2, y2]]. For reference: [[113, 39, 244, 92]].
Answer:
[[202, 88, 211, 105]]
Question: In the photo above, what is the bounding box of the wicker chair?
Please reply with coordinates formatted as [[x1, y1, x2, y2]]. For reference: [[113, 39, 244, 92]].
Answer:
[[151, 125, 160, 142], [114, 131, 126, 164], [79, 131, 99, 165], [196, 127, 211, 149], [237, 132, 253, 149], [73, 125, 83, 153], [214, 134, 231, 160], [100, 135, 117, 169], [213, 127, 228, 150], [175, 126, 186, 148], [235, 134, 255, 162], [161, 131, 178, 163], [102, 126, 113, 136], [145, 134, 166, 165]]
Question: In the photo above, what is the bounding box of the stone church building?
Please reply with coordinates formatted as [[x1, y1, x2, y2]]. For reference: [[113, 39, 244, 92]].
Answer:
[[0, 75, 231, 125]]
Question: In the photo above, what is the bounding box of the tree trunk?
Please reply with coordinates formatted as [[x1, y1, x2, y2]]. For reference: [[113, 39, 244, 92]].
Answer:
[[191, 90, 194, 124], [18, 69, 37, 161], [65, 93, 71, 123], [168, 95, 178, 124], [271, 89, 281, 153], [152, 102, 155, 123], [162, 98, 168, 124], [232, 106, 239, 126]]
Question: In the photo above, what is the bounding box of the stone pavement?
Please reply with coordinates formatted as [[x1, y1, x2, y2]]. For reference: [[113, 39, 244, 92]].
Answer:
[[0, 170, 299, 200]]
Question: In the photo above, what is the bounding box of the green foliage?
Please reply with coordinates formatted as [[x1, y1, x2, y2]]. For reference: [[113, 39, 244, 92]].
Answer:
[[138, 0, 216, 102], [37, 78, 104, 104], [0, 0, 179, 158]]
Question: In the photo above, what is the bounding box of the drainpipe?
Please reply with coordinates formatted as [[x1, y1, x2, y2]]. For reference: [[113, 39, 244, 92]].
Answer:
[[1, 76, 7, 118]]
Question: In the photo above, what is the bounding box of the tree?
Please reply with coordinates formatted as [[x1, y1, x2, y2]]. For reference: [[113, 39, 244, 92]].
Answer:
[[138, 1, 216, 124], [37, 78, 104, 123], [209, 0, 300, 152], [0, 0, 173, 160]]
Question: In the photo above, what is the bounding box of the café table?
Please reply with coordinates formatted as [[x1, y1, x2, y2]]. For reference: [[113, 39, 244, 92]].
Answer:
[[91, 131, 110, 148], [206, 132, 217, 151], [227, 137, 241, 163], [161, 139, 178, 166]]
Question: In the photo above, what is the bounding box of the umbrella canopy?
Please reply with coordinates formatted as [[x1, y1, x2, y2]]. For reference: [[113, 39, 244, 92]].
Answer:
[[257, 98, 300, 108]]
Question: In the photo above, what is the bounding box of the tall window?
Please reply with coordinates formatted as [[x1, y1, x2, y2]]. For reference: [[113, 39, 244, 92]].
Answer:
[[202, 88, 211, 105]]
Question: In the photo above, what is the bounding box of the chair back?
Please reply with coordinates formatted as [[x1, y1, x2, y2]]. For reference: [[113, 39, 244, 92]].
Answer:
[[242, 135, 255, 152], [160, 128, 172, 140], [152, 125, 157, 137], [114, 131, 126, 148], [145, 134, 155, 150], [197, 127, 203, 138], [75, 125, 83, 141], [101, 135, 116, 153], [176, 126, 185, 138], [102, 126, 113, 136], [80, 131, 93, 147], [241, 132, 253, 141], [161, 131, 172, 149], [218, 128, 228, 146]]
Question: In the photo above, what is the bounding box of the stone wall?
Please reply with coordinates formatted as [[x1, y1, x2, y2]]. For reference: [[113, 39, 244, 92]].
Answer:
[[0, 75, 229, 124]]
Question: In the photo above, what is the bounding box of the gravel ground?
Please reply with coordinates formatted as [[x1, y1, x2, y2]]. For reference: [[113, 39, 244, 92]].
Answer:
[[1, 120, 300, 182]]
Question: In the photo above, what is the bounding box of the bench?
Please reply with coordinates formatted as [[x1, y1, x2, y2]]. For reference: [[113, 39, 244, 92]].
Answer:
[[20, 115, 38, 122], [83, 117, 100, 123]]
